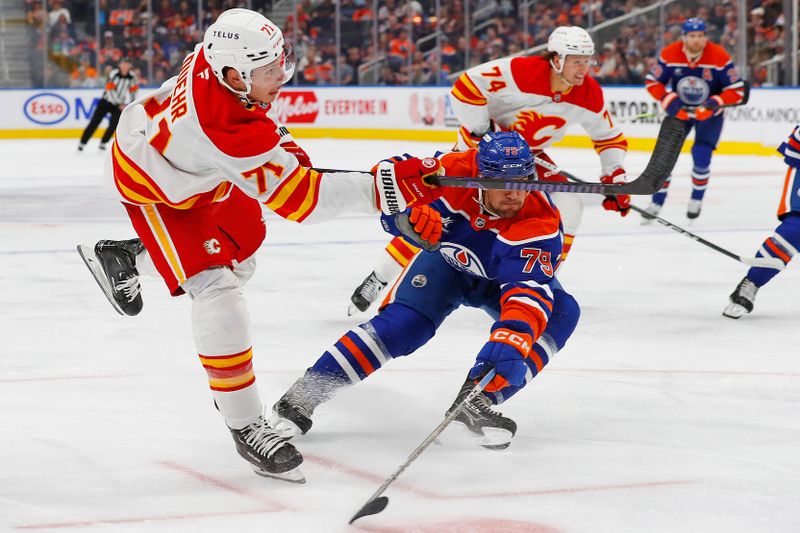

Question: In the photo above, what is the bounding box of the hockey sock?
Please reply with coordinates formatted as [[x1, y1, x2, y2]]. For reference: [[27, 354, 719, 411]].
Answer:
[[690, 166, 710, 201], [746, 214, 800, 287], [376, 236, 419, 283], [651, 176, 671, 206], [184, 268, 262, 429], [308, 304, 435, 385], [135, 248, 159, 277]]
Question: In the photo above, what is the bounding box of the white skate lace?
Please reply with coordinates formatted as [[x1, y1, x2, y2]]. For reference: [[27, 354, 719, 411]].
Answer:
[[114, 276, 141, 302], [243, 417, 286, 459], [358, 273, 386, 302], [737, 279, 758, 302]]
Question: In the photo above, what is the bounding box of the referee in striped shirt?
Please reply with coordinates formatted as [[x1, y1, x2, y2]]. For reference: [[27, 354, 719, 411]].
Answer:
[[78, 57, 138, 152]]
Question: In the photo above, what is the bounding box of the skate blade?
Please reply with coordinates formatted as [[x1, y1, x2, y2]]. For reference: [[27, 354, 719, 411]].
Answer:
[[253, 464, 306, 484], [347, 303, 363, 316], [722, 303, 747, 319], [452, 421, 513, 450], [267, 412, 302, 439], [76, 244, 124, 315]]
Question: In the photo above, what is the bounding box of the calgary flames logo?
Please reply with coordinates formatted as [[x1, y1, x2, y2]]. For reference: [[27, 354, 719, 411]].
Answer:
[[510, 110, 567, 149]]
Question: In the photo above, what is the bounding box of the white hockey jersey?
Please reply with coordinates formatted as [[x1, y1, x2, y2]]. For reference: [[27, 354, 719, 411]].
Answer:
[[451, 56, 627, 176], [108, 44, 375, 223]]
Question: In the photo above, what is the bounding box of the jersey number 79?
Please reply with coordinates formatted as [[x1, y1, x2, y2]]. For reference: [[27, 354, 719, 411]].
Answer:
[[520, 247, 554, 277]]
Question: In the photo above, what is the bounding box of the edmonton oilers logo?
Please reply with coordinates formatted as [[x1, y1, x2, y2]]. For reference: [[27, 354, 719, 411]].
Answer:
[[411, 274, 427, 287], [676, 76, 709, 106], [439, 243, 488, 277]]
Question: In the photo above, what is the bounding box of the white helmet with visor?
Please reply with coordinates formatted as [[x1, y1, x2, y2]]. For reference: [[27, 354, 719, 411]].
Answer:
[[203, 8, 295, 97]]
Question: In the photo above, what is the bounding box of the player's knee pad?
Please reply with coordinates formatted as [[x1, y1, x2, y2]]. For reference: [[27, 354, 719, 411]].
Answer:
[[550, 192, 583, 235], [183, 267, 250, 355], [368, 303, 437, 357], [543, 288, 581, 350], [777, 213, 800, 248], [690, 141, 714, 169]]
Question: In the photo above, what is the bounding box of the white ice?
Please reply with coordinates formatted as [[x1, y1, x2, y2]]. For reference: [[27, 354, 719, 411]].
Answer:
[[1, 137, 798, 533]]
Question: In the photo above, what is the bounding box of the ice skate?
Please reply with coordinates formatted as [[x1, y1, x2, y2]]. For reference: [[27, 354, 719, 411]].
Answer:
[[230, 415, 305, 483], [270, 395, 314, 438], [348, 270, 388, 315], [77, 239, 144, 316], [640, 202, 662, 225], [686, 199, 703, 219], [446, 378, 517, 450], [722, 277, 758, 319]]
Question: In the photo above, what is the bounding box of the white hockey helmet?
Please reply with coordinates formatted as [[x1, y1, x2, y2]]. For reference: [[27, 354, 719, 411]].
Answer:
[[203, 8, 295, 97], [547, 26, 595, 73]]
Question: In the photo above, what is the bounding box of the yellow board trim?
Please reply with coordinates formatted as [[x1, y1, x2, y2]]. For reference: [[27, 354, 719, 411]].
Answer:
[[1, 127, 782, 156]]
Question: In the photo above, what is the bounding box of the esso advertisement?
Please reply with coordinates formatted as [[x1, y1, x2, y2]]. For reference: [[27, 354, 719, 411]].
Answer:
[[274, 91, 320, 124], [24, 93, 70, 125]]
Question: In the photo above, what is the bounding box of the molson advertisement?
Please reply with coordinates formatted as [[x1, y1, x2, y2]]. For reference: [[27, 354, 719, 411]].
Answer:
[[0, 85, 797, 155]]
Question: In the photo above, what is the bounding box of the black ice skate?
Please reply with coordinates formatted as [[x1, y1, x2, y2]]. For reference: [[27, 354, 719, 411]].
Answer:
[[446, 378, 517, 450], [348, 270, 388, 315], [230, 416, 305, 483], [77, 239, 144, 316], [269, 373, 348, 438], [722, 277, 758, 319]]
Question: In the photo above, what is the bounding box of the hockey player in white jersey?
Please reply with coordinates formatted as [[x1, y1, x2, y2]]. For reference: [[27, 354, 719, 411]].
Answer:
[[77, 8, 442, 483], [347, 26, 630, 314]]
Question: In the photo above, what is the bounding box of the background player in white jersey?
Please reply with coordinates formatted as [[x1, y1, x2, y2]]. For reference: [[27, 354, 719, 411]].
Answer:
[[723, 124, 800, 318], [347, 26, 630, 315], [76, 8, 442, 483]]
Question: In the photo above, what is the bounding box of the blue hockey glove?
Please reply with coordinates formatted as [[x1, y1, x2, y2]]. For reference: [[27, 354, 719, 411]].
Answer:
[[469, 325, 532, 392], [662, 93, 690, 120]]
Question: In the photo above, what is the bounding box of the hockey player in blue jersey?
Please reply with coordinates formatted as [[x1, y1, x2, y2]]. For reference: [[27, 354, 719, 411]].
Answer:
[[270, 131, 580, 449], [723, 124, 800, 318], [644, 17, 746, 220]]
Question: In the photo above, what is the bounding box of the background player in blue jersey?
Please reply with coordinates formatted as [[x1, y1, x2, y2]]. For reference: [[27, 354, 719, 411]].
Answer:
[[644, 17, 746, 220], [723, 125, 800, 318], [270, 132, 581, 449]]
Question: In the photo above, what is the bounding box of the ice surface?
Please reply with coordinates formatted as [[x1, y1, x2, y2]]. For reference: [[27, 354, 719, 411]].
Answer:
[[1, 138, 797, 532]]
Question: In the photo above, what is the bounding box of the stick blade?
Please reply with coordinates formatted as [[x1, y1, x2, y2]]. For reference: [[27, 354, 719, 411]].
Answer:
[[349, 496, 389, 524]]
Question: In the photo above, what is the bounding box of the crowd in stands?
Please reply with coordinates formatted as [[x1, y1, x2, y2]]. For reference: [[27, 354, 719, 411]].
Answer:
[[24, 0, 793, 89]]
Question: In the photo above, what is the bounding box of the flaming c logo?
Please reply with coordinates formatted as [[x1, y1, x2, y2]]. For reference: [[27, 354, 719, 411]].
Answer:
[[510, 111, 567, 148]]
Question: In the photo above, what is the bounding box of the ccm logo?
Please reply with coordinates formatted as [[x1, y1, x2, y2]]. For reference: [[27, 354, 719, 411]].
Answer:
[[23, 92, 69, 125], [490, 329, 531, 355]]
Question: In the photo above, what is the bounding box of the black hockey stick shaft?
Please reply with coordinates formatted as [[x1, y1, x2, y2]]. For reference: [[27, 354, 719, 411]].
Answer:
[[539, 159, 784, 270], [348, 368, 497, 525], [314, 116, 686, 196]]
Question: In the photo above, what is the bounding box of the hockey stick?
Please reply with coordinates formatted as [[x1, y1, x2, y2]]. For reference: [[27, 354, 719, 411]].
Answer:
[[532, 156, 785, 270], [348, 368, 497, 525], [314, 116, 687, 196]]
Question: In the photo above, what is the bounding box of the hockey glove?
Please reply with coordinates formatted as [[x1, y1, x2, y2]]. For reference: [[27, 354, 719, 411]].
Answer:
[[374, 156, 443, 215], [394, 205, 443, 251], [600, 168, 631, 217], [281, 140, 312, 167], [469, 323, 532, 393], [693, 96, 723, 122], [662, 93, 690, 121]]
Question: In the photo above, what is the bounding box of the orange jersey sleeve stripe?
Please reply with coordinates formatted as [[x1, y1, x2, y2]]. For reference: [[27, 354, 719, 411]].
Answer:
[[339, 335, 375, 375], [451, 73, 487, 106], [264, 167, 322, 222], [500, 286, 554, 313], [719, 87, 746, 106], [645, 80, 667, 101], [499, 304, 547, 341]]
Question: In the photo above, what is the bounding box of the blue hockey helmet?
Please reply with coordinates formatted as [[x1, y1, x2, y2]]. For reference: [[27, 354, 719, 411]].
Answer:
[[682, 17, 706, 34], [477, 131, 535, 179]]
